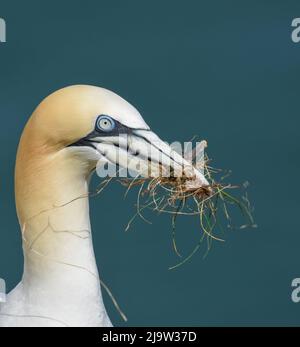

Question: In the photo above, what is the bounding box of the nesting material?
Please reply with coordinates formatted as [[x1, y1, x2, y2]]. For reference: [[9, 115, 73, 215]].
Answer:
[[117, 142, 256, 269], [93, 140, 256, 270]]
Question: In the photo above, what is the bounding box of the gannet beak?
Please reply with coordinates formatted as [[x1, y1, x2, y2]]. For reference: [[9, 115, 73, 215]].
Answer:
[[94, 129, 209, 188]]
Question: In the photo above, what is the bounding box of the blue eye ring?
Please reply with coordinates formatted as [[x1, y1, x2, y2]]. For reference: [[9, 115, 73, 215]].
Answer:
[[96, 115, 116, 132]]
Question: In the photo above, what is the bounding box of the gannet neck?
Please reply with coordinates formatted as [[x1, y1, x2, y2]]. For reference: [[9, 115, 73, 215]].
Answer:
[[4, 127, 112, 327]]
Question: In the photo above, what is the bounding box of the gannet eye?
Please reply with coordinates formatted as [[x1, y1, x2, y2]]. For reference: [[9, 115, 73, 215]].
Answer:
[[96, 115, 116, 132]]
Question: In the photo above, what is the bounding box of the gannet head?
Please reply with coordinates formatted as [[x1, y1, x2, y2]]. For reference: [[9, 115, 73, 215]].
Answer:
[[24, 85, 208, 186]]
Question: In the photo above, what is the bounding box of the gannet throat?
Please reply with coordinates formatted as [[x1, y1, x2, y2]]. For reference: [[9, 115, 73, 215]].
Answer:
[[0, 85, 206, 327]]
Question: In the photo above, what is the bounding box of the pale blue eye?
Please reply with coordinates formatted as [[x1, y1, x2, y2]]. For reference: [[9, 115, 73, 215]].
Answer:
[[96, 115, 115, 132]]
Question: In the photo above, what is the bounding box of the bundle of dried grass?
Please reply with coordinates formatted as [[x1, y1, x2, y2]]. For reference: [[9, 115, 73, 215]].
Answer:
[[115, 144, 256, 269], [92, 140, 256, 270]]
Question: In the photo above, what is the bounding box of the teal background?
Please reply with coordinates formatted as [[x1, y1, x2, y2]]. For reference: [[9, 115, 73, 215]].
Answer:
[[0, 0, 300, 326]]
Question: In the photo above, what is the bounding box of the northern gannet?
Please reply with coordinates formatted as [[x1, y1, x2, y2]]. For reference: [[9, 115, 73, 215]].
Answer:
[[0, 85, 207, 327]]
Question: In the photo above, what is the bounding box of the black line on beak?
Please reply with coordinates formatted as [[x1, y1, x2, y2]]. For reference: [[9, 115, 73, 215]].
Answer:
[[131, 130, 184, 168]]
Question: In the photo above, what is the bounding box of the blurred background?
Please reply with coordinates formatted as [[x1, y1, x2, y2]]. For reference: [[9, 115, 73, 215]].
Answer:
[[0, 0, 300, 326]]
